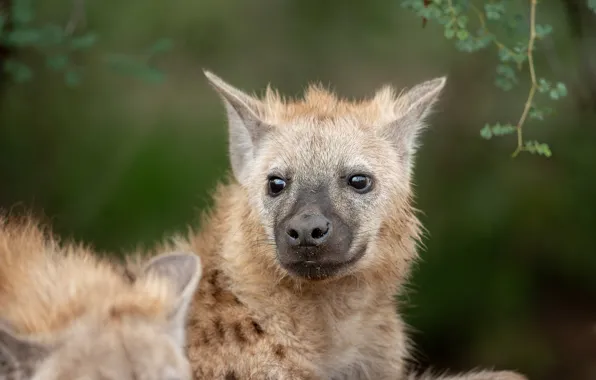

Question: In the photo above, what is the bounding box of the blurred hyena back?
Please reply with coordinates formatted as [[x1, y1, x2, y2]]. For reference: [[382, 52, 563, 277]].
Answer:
[[0, 217, 202, 380]]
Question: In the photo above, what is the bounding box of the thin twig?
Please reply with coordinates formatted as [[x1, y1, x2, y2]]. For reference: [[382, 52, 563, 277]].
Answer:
[[469, 3, 515, 56], [511, 0, 538, 158], [64, 0, 87, 35]]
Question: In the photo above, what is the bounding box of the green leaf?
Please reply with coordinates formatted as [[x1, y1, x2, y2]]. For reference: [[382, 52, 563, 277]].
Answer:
[[496, 64, 516, 81], [588, 0, 596, 14], [498, 48, 512, 63], [480, 124, 493, 140], [147, 38, 173, 55], [46, 54, 69, 71], [535, 24, 553, 39], [556, 82, 568, 97], [485, 2, 505, 20], [11, 0, 34, 24], [549, 89, 559, 100], [492, 123, 516, 136], [429, 6, 442, 19], [495, 64, 517, 92], [455, 36, 490, 53], [39, 25, 66, 46], [456, 29, 469, 40], [64, 69, 81, 87], [70, 33, 98, 49], [457, 15, 468, 28], [136, 66, 165, 83], [5, 28, 42, 46], [529, 106, 545, 120], [480, 123, 516, 140], [524, 141, 552, 157], [495, 77, 514, 91], [537, 78, 551, 93], [444, 28, 455, 39], [105, 54, 166, 84], [4, 59, 33, 83]]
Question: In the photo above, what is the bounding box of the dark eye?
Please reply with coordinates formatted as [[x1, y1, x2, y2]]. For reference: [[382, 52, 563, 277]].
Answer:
[[268, 176, 287, 196], [348, 175, 372, 193]]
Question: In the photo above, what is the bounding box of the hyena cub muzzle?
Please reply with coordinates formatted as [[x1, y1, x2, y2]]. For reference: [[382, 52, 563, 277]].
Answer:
[[274, 183, 359, 280]]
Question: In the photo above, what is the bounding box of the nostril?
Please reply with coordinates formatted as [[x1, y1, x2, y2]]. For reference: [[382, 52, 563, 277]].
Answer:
[[287, 229, 299, 240], [311, 223, 329, 240], [311, 228, 323, 239]]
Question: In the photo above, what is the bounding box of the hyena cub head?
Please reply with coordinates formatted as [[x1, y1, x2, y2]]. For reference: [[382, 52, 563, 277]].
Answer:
[[205, 71, 446, 281], [0, 252, 201, 380]]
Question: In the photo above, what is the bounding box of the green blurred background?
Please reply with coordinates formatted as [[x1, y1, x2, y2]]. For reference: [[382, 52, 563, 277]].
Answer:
[[1, 1, 595, 379]]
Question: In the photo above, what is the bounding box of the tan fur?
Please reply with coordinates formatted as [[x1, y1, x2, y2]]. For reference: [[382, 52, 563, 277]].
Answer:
[[0, 217, 200, 380], [258, 84, 402, 126], [126, 72, 527, 380]]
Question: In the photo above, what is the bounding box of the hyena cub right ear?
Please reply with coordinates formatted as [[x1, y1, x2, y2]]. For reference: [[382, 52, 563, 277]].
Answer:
[[203, 70, 273, 185], [0, 320, 50, 377], [140, 251, 202, 346], [379, 76, 447, 171]]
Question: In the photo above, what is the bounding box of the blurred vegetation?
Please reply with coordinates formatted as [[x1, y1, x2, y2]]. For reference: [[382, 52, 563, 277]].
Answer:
[[1, 1, 595, 380]]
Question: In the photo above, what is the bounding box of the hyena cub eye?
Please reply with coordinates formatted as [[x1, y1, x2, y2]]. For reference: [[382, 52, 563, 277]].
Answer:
[[267, 175, 287, 196], [347, 174, 373, 193]]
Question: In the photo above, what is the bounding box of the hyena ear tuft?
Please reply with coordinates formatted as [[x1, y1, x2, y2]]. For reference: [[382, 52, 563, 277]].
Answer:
[[141, 251, 202, 346], [203, 70, 273, 184], [0, 320, 50, 372], [380, 76, 447, 161]]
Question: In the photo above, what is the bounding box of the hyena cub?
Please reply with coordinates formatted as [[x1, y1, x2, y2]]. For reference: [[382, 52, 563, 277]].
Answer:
[[0, 217, 202, 380], [130, 71, 526, 379]]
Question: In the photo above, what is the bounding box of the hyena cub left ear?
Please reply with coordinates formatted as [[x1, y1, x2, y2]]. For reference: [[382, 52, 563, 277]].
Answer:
[[140, 251, 202, 346], [203, 70, 273, 185], [380, 76, 447, 166]]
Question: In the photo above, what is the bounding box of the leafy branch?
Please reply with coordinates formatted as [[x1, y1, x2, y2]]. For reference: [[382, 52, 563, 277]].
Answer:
[[0, 0, 172, 87], [511, 0, 538, 158], [401, 0, 583, 158]]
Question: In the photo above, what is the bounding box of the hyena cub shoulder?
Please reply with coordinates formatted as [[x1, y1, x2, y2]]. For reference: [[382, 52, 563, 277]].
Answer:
[[0, 217, 202, 380], [133, 71, 526, 380]]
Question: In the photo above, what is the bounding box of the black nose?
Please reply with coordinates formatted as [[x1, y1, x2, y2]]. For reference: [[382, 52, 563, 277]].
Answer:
[[286, 214, 331, 247]]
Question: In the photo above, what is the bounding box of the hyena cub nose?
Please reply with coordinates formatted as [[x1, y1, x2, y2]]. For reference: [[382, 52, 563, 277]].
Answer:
[[285, 213, 331, 247], [276, 201, 354, 279]]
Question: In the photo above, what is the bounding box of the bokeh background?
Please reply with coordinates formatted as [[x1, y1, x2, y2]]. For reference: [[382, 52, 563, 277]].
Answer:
[[1, 1, 595, 379]]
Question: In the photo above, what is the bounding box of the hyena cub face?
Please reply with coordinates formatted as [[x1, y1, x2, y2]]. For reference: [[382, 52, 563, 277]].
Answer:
[[0, 252, 201, 380], [205, 71, 446, 280], [255, 125, 403, 280]]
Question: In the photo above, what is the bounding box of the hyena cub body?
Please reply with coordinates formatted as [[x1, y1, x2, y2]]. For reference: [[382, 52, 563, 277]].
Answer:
[[133, 71, 526, 379], [0, 218, 202, 380]]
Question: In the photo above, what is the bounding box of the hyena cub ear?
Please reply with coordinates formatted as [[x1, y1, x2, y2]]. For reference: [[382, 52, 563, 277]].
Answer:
[[379, 76, 447, 168], [0, 320, 50, 376], [139, 251, 203, 346], [203, 70, 273, 185]]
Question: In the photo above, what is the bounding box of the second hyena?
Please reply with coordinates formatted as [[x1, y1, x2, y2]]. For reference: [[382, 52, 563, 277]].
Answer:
[[0, 217, 202, 380], [129, 71, 527, 380]]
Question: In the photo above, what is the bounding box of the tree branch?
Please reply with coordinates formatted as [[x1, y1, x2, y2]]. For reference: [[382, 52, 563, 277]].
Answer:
[[512, 0, 538, 158]]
